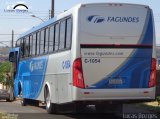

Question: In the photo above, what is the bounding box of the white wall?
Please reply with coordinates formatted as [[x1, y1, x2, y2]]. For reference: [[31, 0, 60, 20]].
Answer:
[[0, 84, 2, 89]]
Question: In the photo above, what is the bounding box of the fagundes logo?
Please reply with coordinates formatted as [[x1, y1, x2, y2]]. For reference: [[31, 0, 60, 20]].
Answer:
[[87, 15, 105, 23]]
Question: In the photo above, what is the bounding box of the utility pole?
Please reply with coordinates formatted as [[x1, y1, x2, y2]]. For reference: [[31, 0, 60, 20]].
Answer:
[[51, 0, 54, 18], [49, 10, 51, 19], [12, 30, 14, 48]]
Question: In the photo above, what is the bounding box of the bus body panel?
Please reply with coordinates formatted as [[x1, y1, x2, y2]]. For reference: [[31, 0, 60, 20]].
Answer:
[[14, 51, 72, 104], [14, 56, 48, 99], [36, 51, 72, 104], [79, 4, 149, 45], [73, 4, 155, 100], [81, 48, 152, 89]]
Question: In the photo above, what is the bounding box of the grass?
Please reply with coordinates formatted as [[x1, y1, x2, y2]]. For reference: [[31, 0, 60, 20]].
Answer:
[[0, 113, 18, 119], [139, 102, 160, 112], [135, 98, 160, 113]]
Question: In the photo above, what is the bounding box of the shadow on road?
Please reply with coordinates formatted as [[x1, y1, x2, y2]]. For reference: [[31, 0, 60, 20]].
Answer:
[[17, 113, 121, 119], [65, 113, 121, 119], [17, 105, 121, 119]]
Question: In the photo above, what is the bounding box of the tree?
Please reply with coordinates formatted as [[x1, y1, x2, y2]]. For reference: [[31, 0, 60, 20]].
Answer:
[[0, 61, 13, 89]]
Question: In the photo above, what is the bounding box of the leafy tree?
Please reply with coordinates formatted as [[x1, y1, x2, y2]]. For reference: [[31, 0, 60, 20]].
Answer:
[[0, 61, 13, 89]]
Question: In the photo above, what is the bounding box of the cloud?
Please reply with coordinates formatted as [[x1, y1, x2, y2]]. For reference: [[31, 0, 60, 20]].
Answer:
[[18, 28, 30, 34], [16, 1, 25, 4]]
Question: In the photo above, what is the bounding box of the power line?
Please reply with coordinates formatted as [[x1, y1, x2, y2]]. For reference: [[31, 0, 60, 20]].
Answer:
[[0, 41, 16, 42], [0, 18, 48, 19], [1, 14, 48, 16], [0, 34, 20, 35]]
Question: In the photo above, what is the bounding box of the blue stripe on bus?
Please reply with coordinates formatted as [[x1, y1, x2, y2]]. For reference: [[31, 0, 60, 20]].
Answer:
[[89, 11, 153, 89], [15, 56, 48, 99]]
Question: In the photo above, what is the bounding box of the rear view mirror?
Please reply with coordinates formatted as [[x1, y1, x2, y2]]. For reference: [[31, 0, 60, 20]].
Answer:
[[9, 52, 15, 62]]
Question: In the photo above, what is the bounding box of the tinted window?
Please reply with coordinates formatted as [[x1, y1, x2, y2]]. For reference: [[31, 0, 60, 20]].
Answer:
[[49, 25, 55, 52], [40, 30, 45, 54], [29, 35, 33, 56], [24, 37, 29, 57], [16, 40, 21, 47], [36, 32, 40, 55], [66, 18, 72, 49], [59, 20, 66, 50], [54, 23, 59, 51], [45, 28, 49, 53], [32, 33, 37, 56], [20, 39, 24, 58]]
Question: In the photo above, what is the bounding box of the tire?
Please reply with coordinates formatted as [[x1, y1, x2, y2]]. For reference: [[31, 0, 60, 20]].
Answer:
[[29, 100, 39, 106], [74, 104, 86, 113], [6, 99, 10, 102], [45, 86, 57, 114], [21, 98, 27, 106], [6, 94, 14, 102], [33, 100, 39, 107], [114, 104, 123, 117], [9, 91, 14, 102], [96, 104, 123, 114], [19, 90, 27, 106], [95, 104, 106, 113], [6, 88, 14, 102]]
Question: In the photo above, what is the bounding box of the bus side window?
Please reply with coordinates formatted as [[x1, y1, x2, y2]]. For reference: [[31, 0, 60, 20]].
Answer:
[[40, 30, 45, 54], [54, 23, 59, 51], [45, 28, 49, 53], [59, 20, 66, 50], [65, 18, 72, 49], [29, 35, 33, 56], [20, 39, 24, 58], [16, 39, 21, 47], [49, 25, 55, 52], [24, 37, 30, 57], [32, 33, 37, 56], [37, 32, 40, 55]]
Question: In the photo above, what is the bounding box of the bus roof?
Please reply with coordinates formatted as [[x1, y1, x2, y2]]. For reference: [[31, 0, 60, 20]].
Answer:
[[18, 4, 80, 39], [18, 3, 150, 40]]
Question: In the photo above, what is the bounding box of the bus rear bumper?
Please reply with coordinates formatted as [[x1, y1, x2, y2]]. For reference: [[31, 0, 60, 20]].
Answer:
[[72, 87, 156, 102]]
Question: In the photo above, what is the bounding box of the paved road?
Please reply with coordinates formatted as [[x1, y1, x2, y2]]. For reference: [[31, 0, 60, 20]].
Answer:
[[0, 100, 159, 119], [0, 100, 120, 119], [0, 100, 45, 113]]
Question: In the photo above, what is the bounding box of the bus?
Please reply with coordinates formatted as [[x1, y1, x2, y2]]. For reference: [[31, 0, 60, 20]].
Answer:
[[9, 3, 156, 113]]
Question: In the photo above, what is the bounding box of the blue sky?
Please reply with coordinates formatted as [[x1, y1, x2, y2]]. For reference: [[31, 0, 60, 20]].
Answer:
[[0, 0, 160, 46]]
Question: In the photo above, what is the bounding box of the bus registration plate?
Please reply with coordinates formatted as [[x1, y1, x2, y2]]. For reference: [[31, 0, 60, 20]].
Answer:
[[109, 79, 123, 85]]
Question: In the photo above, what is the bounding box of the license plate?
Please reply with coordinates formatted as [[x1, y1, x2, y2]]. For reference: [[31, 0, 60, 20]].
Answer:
[[109, 79, 123, 85]]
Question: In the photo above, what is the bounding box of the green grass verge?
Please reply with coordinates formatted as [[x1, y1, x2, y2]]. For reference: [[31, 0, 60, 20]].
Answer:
[[135, 102, 160, 113]]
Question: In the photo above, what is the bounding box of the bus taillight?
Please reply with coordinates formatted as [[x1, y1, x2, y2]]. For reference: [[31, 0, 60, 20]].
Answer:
[[73, 58, 85, 89], [148, 58, 156, 88]]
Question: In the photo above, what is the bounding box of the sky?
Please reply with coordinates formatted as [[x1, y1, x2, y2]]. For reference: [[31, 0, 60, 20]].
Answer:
[[0, 0, 160, 47]]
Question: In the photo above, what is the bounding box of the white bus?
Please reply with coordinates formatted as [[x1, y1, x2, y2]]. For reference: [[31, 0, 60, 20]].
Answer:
[[9, 3, 156, 113]]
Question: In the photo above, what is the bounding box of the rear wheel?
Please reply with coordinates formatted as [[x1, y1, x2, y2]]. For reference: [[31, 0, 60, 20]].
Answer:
[[6, 88, 14, 102], [45, 86, 57, 114], [9, 90, 14, 102], [95, 104, 123, 114], [114, 104, 123, 116], [74, 104, 86, 113], [19, 90, 27, 106], [33, 100, 39, 107], [26, 99, 39, 106], [21, 98, 27, 106], [95, 104, 106, 113], [6, 93, 14, 102]]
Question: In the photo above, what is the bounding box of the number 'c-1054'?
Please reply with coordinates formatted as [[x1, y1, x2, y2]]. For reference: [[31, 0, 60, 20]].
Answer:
[[84, 58, 101, 63]]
